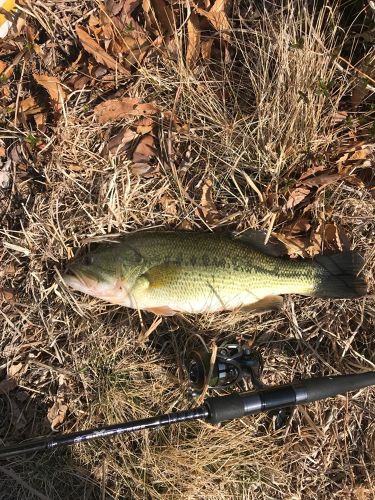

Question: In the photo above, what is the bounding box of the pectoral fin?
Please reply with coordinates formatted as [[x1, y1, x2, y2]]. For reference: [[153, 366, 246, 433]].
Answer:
[[143, 263, 179, 288], [242, 295, 283, 313], [137, 265, 179, 315]]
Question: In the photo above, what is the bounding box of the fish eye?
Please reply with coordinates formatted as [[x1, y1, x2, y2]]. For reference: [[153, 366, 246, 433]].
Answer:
[[82, 254, 94, 266]]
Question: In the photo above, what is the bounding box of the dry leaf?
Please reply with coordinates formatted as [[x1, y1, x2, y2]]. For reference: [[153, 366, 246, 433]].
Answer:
[[302, 173, 341, 189], [1, 288, 15, 302], [286, 186, 311, 209], [0, 159, 11, 189], [132, 134, 155, 162], [8, 363, 23, 377], [323, 223, 342, 251], [121, 0, 141, 16], [135, 117, 154, 134], [108, 128, 137, 154], [34, 73, 67, 111], [348, 148, 371, 161], [306, 225, 323, 257], [273, 233, 308, 257], [283, 218, 311, 235], [19, 96, 43, 116], [160, 194, 177, 216], [18, 96, 47, 128], [131, 162, 159, 177], [198, 178, 219, 223], [201, 38, 214, 60], [187, 12, 201, 67], [94, 97, 159, 123], [105, 0, 124, 16], [76, 25, 130, 75], [196, 0, 231, 42], [331, 110, 348, 125], [47, 400, 68, 430], [299, 164, 326, 181], [344, 174, 365, 188], [143, 0, 174, 34]]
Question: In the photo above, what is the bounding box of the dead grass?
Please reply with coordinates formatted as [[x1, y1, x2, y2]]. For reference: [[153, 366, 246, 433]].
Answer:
[[1, 0, 375, 498]]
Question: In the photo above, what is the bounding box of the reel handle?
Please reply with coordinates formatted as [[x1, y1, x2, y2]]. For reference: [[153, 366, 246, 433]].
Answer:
[[205, 372, 375, 424]]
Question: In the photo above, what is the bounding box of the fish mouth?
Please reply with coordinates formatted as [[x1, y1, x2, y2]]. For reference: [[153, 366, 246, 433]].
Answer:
[[62, 268, 98, 291]]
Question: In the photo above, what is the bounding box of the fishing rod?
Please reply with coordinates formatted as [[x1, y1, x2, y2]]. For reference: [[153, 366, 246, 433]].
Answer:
[[1, 338, 374, 460]]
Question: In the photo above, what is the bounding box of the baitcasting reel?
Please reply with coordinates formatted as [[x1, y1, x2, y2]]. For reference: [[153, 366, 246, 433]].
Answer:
[[183, 334, 265, 397]]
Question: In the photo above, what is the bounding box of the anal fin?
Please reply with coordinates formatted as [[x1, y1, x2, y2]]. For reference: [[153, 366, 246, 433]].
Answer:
[[241, 295, 283, 313], [144, 306, 177, 316]]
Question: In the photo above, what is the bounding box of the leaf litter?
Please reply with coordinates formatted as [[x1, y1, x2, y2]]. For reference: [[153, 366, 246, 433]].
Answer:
[[0, 1, 374, 499]]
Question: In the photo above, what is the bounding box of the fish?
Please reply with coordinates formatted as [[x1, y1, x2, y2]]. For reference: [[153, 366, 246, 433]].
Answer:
[[62, 230, 367, 316]]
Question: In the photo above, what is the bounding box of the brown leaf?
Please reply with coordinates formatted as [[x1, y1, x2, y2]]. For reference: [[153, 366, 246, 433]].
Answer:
[[160, 194, 177, 216], [121, 0, 141, 16], [344, 175, 365, 188], [299, 164, 326, 181], [196, 0, 231, 41], [1, 288, 15, 302], [8, 363, 23, 377], [331, 110, 348, 125], [143, 0, 174, 34], [19, 96, 43, 116], [286, 186, 311, 209], [283, 218, 311, 235], [132, 134, 155, 162], [105, 0, 124, 16], [323, 223, 342, 251], [131, 162, 159, 177], [187, 12, 201, 67], [18, 96, 48, 129], [108, 128, 137, 154], [76, 25, 130, 75], [34, 73, 67, 111], [135, 117, 154, 134], [301, 173, 341, 189], [198, 178, 219, 223], [94, 97, 159, 123], [273, 233, 308, 257], [348, 148, 371, 161], [47, 400, 68, 430], [201, 38, 214, 60], [306, 224, 323, 257]]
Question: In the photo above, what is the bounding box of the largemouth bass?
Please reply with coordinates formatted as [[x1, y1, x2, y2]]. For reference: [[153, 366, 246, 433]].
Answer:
[[62, 231, 366, 315]]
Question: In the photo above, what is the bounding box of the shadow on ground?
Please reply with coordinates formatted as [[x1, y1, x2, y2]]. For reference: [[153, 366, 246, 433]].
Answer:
[[0, 388, 108, 499]]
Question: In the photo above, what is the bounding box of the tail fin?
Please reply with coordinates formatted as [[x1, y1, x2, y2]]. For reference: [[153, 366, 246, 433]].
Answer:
[[313, 252, 367, 298]]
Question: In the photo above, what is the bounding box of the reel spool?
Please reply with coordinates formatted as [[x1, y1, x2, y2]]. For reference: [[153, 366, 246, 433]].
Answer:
[[183, 334, 265, 397]]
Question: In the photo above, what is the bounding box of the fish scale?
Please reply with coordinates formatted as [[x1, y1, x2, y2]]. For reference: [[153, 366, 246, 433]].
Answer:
[[134, 233, 316, 312]]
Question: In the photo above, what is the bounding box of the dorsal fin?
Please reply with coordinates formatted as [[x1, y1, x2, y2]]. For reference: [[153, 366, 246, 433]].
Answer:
[[234, 229, 287, 257]]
